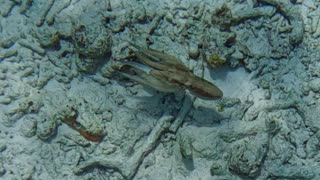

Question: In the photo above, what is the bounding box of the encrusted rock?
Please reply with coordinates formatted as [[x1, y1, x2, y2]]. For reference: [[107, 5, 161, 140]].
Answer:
[[178, 134, 193, 160], [32, 26, 59, 48], [72, 23, 111, 59], [20, 115, 38, 138], [71, 8, 112, 73], [228, 133, 268, 178], [210, 161, 225, 176], [289, 129, 310, 158], [36, 116, 57, 140], [188, 43, 200, 59], [308, 78, 320, 92], [306, 130, 320, 159], [102, 110, 113, 122]]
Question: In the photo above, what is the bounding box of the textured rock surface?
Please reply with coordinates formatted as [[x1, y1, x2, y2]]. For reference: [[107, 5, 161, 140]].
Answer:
[[0, 0, 320, 179]]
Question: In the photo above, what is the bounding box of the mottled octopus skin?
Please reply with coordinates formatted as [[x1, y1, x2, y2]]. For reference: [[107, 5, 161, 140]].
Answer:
[[150, 68, 223, 99]]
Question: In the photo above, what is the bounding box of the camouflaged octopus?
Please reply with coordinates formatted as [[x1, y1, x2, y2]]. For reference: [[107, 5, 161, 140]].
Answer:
[[115, 43, 223, 100]]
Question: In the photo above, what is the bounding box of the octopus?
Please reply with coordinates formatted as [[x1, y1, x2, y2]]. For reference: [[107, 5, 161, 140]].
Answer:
[[61, 109, 104, 142], [115, 43, 223, 100]]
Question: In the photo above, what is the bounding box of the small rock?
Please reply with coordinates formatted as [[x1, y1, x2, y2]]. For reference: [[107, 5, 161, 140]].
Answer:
[[102, 111, 113, 122], [308, 78, 320, 92], [36, 117, 57, 140], [259, 79, 270, 89], [228, 134, 268, 178], [210, 161, 224, 176], [20, 115, 37, 138], [178, 134, 193, 160], [188, 43, 200, 59]]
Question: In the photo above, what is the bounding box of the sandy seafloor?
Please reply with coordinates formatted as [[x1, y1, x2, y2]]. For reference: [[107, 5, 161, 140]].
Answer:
[[1, 0, 320, 179]]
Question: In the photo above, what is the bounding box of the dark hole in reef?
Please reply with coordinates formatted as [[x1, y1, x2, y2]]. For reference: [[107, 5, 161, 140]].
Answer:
[[60, 50, 70, 58], [28, 101, 33, 106], [104, 17, 110, 24], [51, 41, 61, 51]]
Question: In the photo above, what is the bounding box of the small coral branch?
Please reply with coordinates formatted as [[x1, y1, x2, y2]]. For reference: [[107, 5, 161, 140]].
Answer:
[[36, 0, 55, 27], [0, 49, 17, 62]]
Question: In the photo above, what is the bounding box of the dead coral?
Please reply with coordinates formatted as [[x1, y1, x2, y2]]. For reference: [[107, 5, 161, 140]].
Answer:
[[257, 0, 304, 45], [228, 133, 269, 178], [73, 115, 175, 178], [73, 89, 197, 179]]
